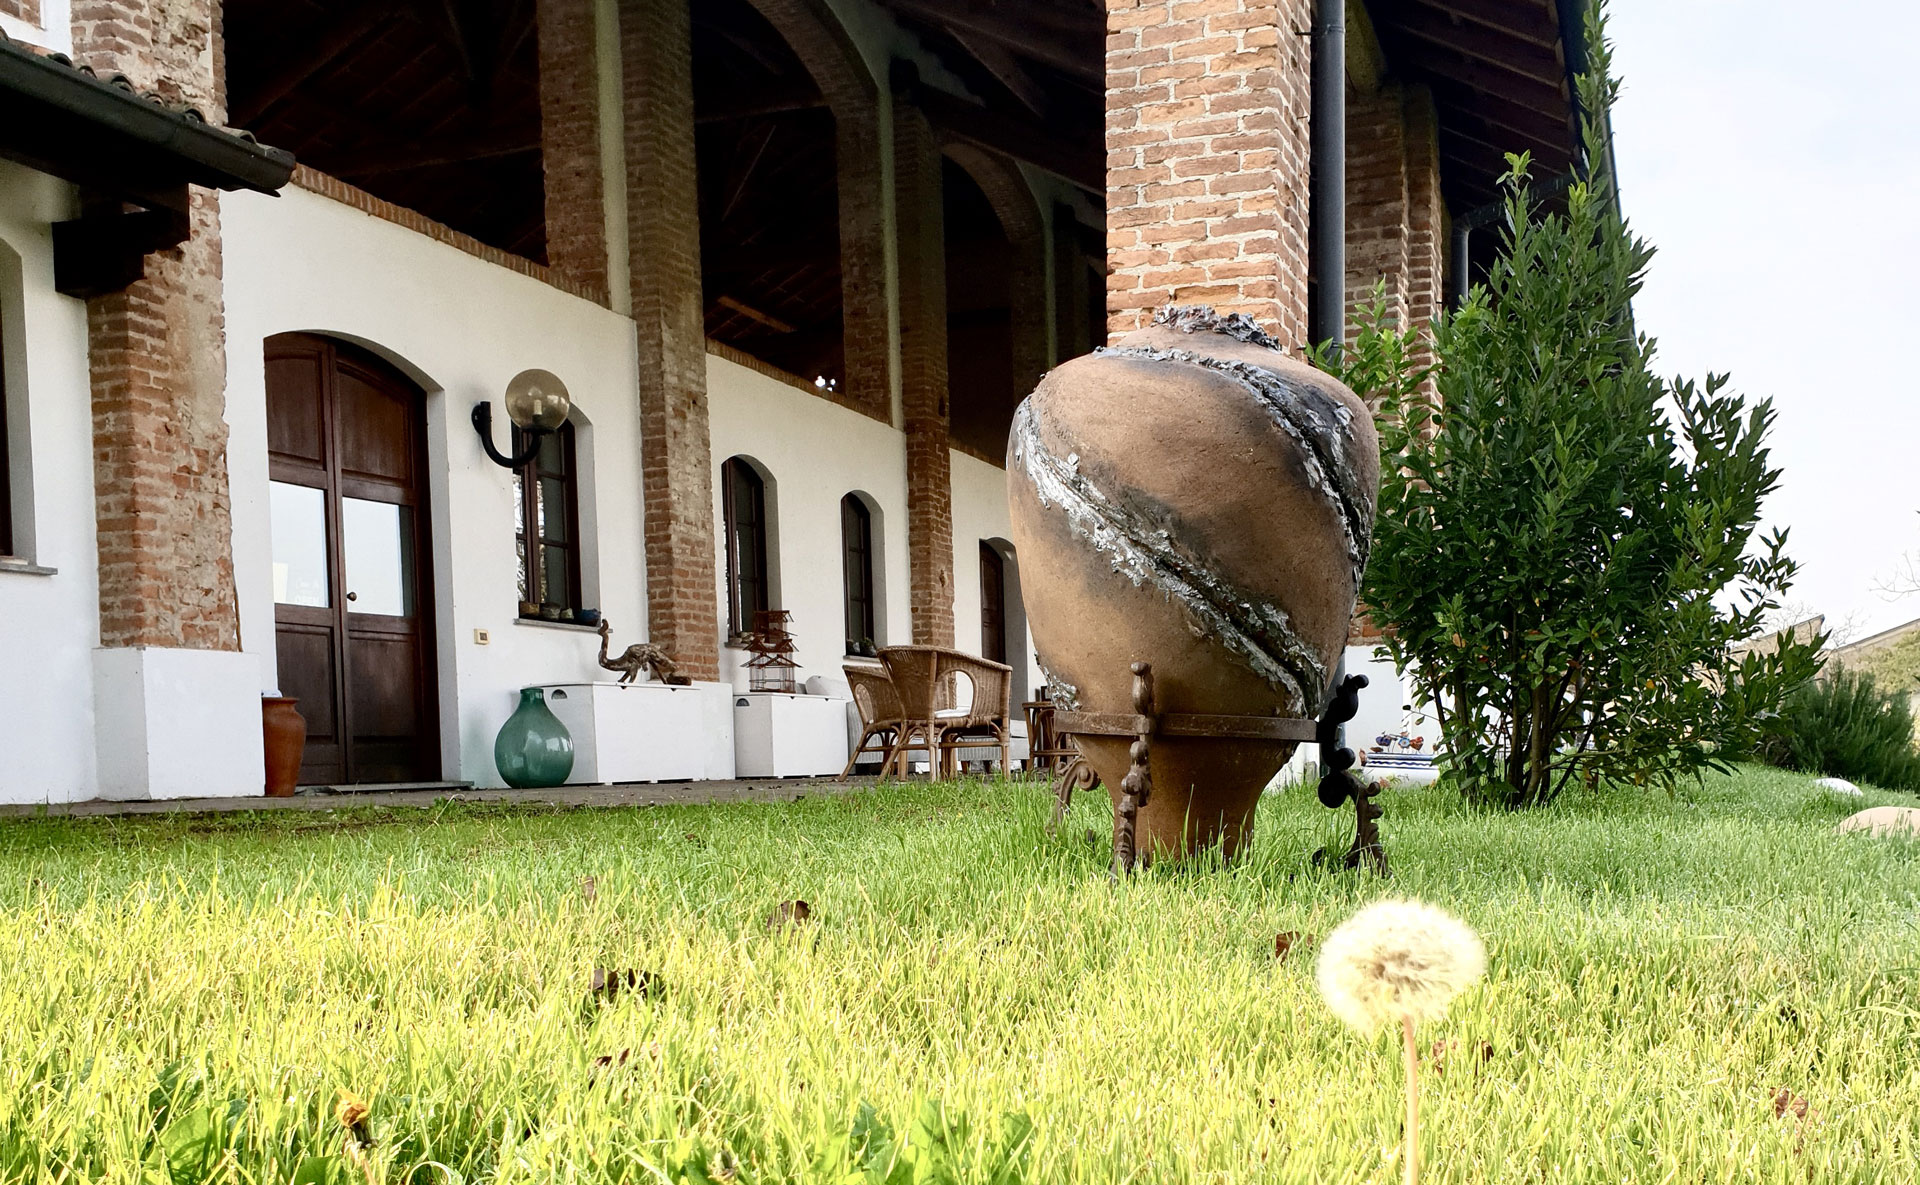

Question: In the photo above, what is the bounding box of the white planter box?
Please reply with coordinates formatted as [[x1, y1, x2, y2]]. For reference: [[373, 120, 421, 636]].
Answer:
[[537, 681, 735, 783], [733, 691, 851, 777]]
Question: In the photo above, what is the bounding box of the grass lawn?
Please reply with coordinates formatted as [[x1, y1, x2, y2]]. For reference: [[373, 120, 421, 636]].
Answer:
[[2, 765, 1918, 1184]]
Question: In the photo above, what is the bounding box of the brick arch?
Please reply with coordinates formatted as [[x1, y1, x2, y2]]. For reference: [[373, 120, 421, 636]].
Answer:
[[941, 142, 1048, 404], [740, 0, 889, 418]]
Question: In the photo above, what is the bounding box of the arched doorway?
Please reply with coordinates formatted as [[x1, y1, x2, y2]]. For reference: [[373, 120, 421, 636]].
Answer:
[[265, 333, 440, 785]]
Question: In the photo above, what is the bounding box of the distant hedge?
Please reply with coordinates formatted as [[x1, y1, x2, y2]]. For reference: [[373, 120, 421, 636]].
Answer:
[[1757, 668, 1920, 792]]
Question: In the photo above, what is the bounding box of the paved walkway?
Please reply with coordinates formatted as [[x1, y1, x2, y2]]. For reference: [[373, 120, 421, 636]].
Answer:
[[0, 776, 886, 819]]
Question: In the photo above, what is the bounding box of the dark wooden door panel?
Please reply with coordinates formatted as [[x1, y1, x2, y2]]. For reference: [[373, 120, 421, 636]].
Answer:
[[265, 332, 439, 786], [336, 367, 413, 485], [275, 621, 343, 783], [265, 346, 327, 465]]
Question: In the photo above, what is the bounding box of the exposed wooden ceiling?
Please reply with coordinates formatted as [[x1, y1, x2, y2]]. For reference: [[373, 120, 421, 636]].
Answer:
[[692, 0, 842, 384], [225, 0, 546, 262], [1366, 0, 1583, 213]]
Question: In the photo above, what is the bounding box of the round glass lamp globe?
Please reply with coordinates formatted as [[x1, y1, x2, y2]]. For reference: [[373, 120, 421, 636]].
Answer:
[[503, 369, 572, 432]]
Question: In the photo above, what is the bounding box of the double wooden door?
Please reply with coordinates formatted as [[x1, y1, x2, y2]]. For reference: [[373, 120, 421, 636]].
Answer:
[[267, 334, 439, 785]]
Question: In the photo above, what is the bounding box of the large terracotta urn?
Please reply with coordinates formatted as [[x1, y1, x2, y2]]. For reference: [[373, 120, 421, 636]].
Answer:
[[1007, 306, 1378, 861]]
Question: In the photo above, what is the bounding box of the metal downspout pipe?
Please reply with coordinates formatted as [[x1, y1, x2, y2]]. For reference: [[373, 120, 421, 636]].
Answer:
[[1309, 0, 1348, 735]]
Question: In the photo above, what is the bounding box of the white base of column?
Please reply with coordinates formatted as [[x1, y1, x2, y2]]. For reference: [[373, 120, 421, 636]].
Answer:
[[93, 647, 266, 801]]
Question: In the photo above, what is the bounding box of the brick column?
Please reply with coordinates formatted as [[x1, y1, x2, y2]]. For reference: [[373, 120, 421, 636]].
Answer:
[[945, 143, 1048, 402], [1344, 83, 1411, 335], [893, 96, 955, 647], [72, 0, 240, 652], [537, 0, 609, 293], [1402, 86, 1445, 361], [619, 0, 720, 681], [1105, 0, 1314, 345]]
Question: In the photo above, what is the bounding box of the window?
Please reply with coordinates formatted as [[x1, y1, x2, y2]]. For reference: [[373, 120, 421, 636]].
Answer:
[[841, 494, 875, 654], [980, 541, 1007, 663], [722, 457, 769, 636], [513, 421, 582, 614]]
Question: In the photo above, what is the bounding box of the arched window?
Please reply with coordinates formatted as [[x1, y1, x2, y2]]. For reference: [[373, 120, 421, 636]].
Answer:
[[979, 540, 1007, 664], [514, 420, 581, 615], [841, 494, 875, 655], [722, 456, 769, 636]]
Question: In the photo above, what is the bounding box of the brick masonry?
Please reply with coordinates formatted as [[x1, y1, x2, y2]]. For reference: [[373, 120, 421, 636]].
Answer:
[[0, 0, 42, 27], [1104, 0, 1315, 346], [893, 96, 956, 648], [1343, 81, 1444, 361], [73, 0, 242, 652], [536, 0, 609, 293], [619, 0, 721, 682]]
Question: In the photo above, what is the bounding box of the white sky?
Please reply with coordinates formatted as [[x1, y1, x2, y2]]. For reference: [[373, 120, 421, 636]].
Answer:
[[1605, 0, 1920, 642]]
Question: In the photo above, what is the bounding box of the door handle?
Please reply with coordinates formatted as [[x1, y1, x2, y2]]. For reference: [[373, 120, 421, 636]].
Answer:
[[346, 591, 358, 602]]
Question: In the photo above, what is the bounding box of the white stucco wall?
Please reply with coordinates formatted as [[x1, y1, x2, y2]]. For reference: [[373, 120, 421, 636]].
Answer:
[[222, 185, 646, 788], [706, 356, 910, 689], [950, 449, 1041, 704], [0, 163, 99, 804]]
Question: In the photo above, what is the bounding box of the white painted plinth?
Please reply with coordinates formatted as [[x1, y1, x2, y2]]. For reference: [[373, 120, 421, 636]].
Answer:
[[538, 680, 735, 783], [92, 647, 266, 800], [733, 691, 851, 777]]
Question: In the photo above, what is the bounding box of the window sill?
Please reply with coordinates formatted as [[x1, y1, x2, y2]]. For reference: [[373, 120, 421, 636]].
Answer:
[[0, 559, 57, 577], [514, 616, 598, 633]]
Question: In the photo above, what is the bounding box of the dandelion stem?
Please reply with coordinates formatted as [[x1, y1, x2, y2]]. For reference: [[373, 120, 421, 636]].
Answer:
[[1402, 1013, 1421, 1185]]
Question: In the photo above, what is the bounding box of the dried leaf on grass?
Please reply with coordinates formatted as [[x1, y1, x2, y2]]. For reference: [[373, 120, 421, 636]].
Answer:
[[1273, 931, 1318, 961]]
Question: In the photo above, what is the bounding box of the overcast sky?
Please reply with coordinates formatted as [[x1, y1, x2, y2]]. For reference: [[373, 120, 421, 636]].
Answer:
[[1604, 0, 1919, 643]]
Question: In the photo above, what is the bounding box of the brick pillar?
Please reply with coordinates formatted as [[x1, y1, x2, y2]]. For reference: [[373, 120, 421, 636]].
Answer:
[[894, 97, 955, 647], [619, 0, 720, 681], [1344, 83, 1411, 335], [537, 0, 609, 292], [1402, 86, 1445, 364], [72, 0, 240, 652], [836, 108, 891, 416], [1105, 0, 1314, 346]]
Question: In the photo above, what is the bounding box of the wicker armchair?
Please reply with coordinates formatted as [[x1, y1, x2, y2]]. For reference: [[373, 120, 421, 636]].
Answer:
[[878, 645, 1014, 777], [838, 663, 907, 779]]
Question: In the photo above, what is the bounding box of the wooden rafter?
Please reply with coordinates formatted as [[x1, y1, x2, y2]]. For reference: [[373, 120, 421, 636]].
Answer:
[[230, 0, 395, 126]]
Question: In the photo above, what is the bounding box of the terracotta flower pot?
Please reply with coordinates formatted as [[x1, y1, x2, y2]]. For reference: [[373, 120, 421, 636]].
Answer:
[[262, 696, 307, 797], [1007, 306, 1378, 861]]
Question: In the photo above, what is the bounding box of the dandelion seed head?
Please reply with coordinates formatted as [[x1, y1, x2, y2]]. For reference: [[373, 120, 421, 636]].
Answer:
[[1316, 898, 1485, 1035]]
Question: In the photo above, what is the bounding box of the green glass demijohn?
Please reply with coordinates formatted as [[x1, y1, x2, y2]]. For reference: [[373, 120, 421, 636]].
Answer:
[[494, 687, 575, 788]]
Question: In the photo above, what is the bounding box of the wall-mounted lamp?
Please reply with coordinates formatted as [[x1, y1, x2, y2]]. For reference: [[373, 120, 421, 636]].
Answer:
[[472, 368, 572, 468]]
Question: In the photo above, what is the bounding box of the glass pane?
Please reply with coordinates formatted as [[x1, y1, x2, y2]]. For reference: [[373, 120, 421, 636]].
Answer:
[[540, 478, 570, 543], [269, 482, 329, 607], [342, 497, 412, 616], [537, 430, 565, 476], [543, 545, 572, 610]]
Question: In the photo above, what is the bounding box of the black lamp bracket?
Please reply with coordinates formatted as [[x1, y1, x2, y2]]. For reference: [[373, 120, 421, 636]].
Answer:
[[471, 401, 547, 469]]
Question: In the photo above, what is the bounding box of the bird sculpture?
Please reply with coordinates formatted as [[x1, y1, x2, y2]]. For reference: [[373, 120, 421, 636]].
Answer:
[[596, 619, 687, 685]]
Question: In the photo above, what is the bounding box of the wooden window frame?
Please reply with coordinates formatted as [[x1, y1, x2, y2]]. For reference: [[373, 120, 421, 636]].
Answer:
[[722, 457, 770, 639], [513, 420, 583, 615], [841, 494, 875, 654]]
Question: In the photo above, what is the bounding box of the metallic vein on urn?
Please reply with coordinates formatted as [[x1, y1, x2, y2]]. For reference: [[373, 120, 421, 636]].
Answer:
[[1096, 345, 1375, 591], [1011, 401, 1328, 708]]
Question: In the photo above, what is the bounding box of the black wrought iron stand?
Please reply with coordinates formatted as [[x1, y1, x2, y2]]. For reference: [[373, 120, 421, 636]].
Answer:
[[1048, 663, 1387, 877]]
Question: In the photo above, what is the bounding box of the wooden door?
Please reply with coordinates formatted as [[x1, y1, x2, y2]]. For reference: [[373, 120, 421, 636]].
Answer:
[[980, 541, 1007, 664], [266, 334, 439, 785]]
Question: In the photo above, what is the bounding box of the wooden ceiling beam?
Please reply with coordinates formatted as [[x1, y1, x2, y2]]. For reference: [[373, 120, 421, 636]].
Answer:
[[333, 125, 541, 177], [694, 91, 829, 123], [230, 0, 396, 126], [1390, 11, 1567, 90], [1399, 46, 1569, 116], [1407, 0, 1561, 48], [879, 0, 1100, 84], [949, 30, 1051, 117]]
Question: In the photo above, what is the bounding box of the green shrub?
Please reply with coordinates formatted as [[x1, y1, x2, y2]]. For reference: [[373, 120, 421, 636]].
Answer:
[[1758, 668, 1920, 792]]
